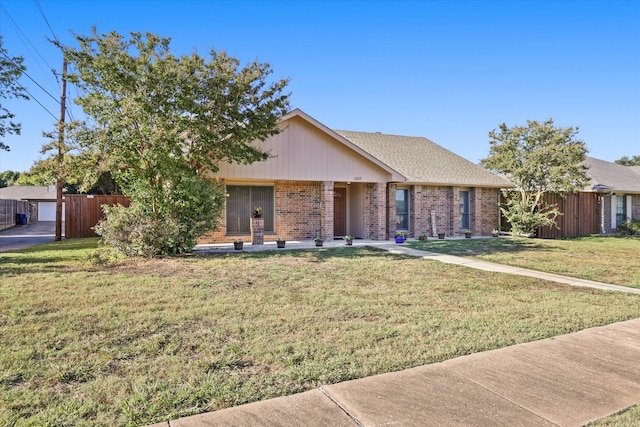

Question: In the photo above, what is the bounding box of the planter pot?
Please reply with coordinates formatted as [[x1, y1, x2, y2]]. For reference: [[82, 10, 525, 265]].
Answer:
[[277, 241, 285, 248], [395, 236, 405, 244], [465, 234, 472, 239], [234, 242, 243, 250], [418, 235, 427, 241], [315, 240, 323, 247], [492, 233, 499, 238], [345, 239, 353, 246], [437, 233, 445, 240]]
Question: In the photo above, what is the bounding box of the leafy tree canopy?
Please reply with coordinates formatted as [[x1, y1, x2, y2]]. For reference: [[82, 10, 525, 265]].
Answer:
[[481, 119, 589, 235], [60, 29, 290, 256], [0, 170, 21, 187], [0, 36, 29, 151], [615, 155, 640, 166]]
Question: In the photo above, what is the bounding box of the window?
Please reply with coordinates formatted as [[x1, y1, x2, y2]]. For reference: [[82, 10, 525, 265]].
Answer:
[[459, 190, 470, 229], [226, 185, 274, 234], [396, 189, 409, 230], [615, 195, 626, 228]]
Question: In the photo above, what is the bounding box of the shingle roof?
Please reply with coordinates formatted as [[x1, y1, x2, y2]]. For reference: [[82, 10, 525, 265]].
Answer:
[[0, 185, 59, 200], [583, 157, 640, 193], [333, 130, 512, 188]]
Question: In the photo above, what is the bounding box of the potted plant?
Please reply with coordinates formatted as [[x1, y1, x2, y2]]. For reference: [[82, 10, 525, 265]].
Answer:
[[492, 229, 499, 237], [344, 235, 354, 245], [437, 230, 445, 239], [418, 233, 427, 241], [314, 237, 323, 247], [276, 238, 286, 248], [233, 239, 244, 250], [465, 230, 472, 239], [253, 207, 263, 218], [395, 231, 407, 244]]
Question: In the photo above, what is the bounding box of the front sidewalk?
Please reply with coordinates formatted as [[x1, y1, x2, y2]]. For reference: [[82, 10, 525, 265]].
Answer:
[[151, 318, 640, 426]]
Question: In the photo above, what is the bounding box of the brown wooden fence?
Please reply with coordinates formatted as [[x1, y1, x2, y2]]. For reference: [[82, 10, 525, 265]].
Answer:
[[537, 192, 598, 238], [0, 199, 29, 230], [64, 195, 130, 239]]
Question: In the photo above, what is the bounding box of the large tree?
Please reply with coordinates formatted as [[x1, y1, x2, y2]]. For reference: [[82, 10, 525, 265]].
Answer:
[[61, 29, 290, 256], [0, 36, 29, 151], [481, 119, 589, 236], [615, 155, 640, 166]]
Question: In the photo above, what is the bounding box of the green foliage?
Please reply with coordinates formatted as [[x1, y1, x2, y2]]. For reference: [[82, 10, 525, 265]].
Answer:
[[0, 36, 29, 151], [617, 218, 640, 236], [60, 29, 290, 255], [481, 119, 589, 235], [0, 170, 21, 187], [614, 155, 640, 166], [94, 176, 224, 257], [500, 193, 559, 236]]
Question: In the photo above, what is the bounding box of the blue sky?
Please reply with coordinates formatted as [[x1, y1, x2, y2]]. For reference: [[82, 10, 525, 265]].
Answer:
[[1, 0, 638, 173]]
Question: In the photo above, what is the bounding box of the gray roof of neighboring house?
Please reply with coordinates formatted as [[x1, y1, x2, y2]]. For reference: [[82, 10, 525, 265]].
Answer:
[[333, 130, 513, 188], [0, 185, 60, 201], [583, 157, 640, 193]]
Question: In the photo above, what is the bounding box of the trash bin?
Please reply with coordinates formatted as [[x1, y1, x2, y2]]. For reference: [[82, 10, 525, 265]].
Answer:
[[16, 213, 28, 225]]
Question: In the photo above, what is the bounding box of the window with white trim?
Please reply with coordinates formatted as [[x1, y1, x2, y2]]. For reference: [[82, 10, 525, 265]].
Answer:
[[459, 190, 470, 229], [396, 189, 409, 230], [615, 195, 626, 228]]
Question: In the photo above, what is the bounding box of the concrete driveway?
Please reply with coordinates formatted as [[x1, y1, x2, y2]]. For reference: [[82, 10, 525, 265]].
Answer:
[[0, 221, 62, 252]]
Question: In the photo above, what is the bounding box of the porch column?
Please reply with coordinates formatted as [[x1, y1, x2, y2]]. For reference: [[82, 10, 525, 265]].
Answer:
[[386, 183, 397, 240], [472, 188, 482, 234], [321, 181, 334, 240]]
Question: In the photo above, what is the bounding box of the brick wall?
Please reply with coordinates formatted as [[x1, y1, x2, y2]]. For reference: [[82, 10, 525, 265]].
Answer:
[[362, 182, 386, 239], [408, 185, 500, 238], [199, 180, 323, 243], [320, 181, 334, 241], [411, 186, 453, 237], [198, 181, 503, 244]]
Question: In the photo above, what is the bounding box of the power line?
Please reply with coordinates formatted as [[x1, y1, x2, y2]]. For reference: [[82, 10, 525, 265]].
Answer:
[[33, 0, 59, 44], [0, 4, 58, 88], [0, 51, 59, 104], [22, 87, 57, 121]]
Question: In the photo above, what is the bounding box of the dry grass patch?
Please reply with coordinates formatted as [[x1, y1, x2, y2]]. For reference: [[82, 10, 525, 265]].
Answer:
[[1, 239, 640, 425]]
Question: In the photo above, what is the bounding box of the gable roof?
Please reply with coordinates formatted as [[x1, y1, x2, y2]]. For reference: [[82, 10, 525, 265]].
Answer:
[[333, 130, 513, 188], [280, 109, 406, 181], [583, 157, 640, 194], [0, 185, 60, 201]]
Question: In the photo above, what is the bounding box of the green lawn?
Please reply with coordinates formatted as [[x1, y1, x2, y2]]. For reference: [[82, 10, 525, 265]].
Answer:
[[408, 235, 640, 288], [1, 239, 640, 426]]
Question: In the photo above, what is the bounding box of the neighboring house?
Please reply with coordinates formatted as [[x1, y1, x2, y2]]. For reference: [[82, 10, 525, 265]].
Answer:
[[200, 109, 512, 243], [538, 156, 640, 238], [584, 156, 640, 234], [0, 185, 65, 222]]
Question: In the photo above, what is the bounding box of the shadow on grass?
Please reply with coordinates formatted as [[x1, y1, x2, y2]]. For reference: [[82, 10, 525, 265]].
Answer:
[[407, 237, 552, 257], [192, 246, 413, 263]]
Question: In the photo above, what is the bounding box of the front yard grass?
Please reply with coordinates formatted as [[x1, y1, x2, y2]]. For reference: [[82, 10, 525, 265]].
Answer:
[[408, 235, 640, 288], [2, 238, 640, 426]]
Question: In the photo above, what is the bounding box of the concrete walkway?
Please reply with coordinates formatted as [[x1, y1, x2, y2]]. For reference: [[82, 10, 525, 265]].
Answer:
[[152, 318, 640, 427], [142, 238, 640, 426]]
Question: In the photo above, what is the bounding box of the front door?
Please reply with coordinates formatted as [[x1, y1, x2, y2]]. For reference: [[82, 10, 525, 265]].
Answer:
[[333, 187, 346, 237]]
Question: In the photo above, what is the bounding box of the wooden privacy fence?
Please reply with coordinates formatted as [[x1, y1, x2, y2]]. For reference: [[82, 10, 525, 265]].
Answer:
[[0, 199, 29, 231], [64, 195, 130, 239], [537, 192, 598, 238]]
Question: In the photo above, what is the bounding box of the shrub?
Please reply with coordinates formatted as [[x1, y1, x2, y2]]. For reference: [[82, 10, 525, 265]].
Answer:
[[617, 218, 640, 236], [94, 204, 190, 257]]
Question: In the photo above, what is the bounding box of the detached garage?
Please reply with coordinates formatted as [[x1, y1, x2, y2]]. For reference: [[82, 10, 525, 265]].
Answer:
[[0, 185, 65, 222]]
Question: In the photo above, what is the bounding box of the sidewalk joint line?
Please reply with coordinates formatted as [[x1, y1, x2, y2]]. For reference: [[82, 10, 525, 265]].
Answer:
[[318, 386, 364, 427], [444, 367, 563, 427]]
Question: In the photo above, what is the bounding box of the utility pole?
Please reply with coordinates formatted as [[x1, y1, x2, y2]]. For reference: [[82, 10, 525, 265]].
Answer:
[[55, 59, 67, 241]]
